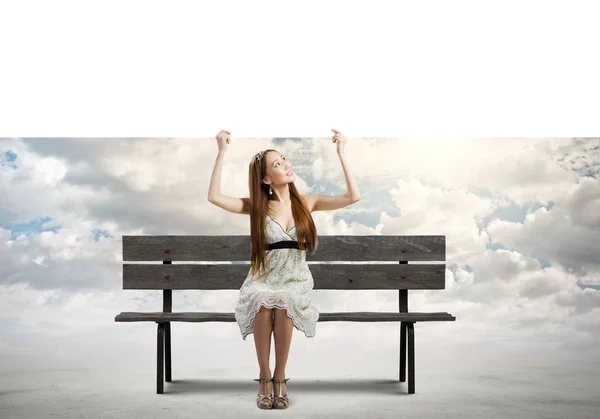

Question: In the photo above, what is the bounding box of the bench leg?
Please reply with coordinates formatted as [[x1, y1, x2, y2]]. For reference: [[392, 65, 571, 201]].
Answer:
[[165, 322, 172, 382], [157, 322, 165, 394], [399, 321, 406, 382], [407, 322, 415, 394]]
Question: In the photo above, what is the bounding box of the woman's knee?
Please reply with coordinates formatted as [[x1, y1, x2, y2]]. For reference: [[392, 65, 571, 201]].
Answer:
[[257, 305, 274, 316], [273, 307, 288, 316]]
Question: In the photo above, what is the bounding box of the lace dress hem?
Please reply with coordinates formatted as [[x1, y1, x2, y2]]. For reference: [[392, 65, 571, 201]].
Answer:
[[236, 291, 317, 340]]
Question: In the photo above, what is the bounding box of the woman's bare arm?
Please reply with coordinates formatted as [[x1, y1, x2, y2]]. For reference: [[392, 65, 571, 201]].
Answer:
[[207, 150, 250, 214]]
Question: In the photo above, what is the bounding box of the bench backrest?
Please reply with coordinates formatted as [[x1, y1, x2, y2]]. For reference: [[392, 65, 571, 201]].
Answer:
[[122, 235, 446, 291]]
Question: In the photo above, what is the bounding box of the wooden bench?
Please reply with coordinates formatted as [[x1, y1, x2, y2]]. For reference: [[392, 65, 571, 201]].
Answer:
[[115, 234, 456, 394]]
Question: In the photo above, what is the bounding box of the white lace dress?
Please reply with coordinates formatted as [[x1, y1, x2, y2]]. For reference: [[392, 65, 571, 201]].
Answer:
[[234, 214, 319, 340]]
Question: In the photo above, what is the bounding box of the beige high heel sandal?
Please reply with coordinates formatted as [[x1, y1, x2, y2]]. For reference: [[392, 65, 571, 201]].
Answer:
[[253, 377, 274, 409], [273, 377, 290, 409]]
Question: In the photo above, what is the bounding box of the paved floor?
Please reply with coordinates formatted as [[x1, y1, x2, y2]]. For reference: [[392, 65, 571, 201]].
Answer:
[[1, 364, 598, 418]]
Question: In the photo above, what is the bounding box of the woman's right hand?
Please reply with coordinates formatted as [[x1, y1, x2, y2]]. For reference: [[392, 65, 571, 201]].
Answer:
[[216, 129, 231, 152]]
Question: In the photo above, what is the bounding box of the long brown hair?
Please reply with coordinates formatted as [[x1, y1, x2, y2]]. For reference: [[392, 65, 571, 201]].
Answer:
[[249, 149, 318, 279]]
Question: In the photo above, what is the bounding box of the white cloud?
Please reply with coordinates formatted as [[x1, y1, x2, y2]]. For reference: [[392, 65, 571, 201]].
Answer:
[[486, 176, 600, 275]]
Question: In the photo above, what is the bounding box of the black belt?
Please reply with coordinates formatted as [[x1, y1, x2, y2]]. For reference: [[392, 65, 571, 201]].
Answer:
[[266, 240, 300, 251]]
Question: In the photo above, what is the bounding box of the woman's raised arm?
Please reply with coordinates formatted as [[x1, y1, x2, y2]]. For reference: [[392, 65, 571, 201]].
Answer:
[[207, 130, 251, 215]]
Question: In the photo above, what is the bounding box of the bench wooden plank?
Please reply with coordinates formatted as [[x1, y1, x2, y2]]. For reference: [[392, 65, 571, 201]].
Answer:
[[115, 311, 456, 322], [122, 263, 446, 290], [123, 235, 445, 262]]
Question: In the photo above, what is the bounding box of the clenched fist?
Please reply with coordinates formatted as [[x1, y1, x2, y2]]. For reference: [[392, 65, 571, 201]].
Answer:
[[216, 129, 231, 152]]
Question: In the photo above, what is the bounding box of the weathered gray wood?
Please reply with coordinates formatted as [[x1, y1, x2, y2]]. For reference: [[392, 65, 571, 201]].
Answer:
[[122, 235, 445, 262], [122, 263, 446, 290], [115, 311, 456, 323]]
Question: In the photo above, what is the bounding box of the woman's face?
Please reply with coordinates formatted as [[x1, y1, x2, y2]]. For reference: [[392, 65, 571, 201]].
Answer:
[[264, 151, 295, 185]]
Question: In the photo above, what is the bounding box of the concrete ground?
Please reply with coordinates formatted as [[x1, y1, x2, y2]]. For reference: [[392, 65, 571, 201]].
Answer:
[[1, 362, 598, 418]]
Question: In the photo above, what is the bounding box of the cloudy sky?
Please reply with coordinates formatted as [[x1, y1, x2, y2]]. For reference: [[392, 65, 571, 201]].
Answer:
[[1, 137, 599, 415]]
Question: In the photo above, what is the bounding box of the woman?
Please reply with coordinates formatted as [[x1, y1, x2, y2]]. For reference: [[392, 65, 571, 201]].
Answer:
[[207, 129, 361, 409]]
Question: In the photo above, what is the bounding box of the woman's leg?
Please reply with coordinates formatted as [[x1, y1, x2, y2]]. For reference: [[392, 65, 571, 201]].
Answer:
[[253, 305, 274, 401], [273, 308, 293, 405]]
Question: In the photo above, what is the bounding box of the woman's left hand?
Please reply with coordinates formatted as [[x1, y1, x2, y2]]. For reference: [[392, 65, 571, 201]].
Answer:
[[331, 128, 347, 154]]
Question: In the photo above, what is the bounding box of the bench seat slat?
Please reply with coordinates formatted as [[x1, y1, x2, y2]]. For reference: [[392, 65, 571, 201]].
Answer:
[[114, 311, 456, 323]]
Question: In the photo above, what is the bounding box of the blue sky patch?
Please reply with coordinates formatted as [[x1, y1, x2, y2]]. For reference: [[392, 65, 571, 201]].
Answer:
[[481, 200, 553, 227], [486, 241, 551, 268], [578, 283, 600, 291], [1, 150, 18, 168], [3, 216, 60, 239], [91, 229, 112, 241]]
